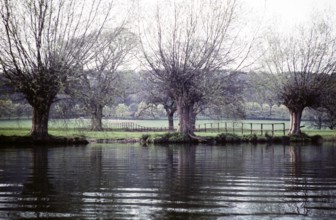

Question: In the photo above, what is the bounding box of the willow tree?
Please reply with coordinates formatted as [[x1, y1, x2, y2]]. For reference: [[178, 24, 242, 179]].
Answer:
[[262, 20, 336, 135], [141, 75, 177, 131], [67, 29, 136, 131], [0, 0, 112, 138], [138, 0, 252, 136]]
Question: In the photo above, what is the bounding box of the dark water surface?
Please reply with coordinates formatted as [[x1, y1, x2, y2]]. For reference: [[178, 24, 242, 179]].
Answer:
[[0, 143, 336, 219]]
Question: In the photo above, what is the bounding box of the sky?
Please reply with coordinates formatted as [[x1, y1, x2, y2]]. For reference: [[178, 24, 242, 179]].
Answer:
[[135, 0, 336, 32], [242, 0, 336, 29]]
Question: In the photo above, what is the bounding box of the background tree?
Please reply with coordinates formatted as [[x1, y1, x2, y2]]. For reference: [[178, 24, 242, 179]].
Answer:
[[67, 29, 136, 131], [140, 71, 177, 131], [307, 74, 336, 129], [262, 19, 336, 135], [203, 71, 246, 120], [0, 0, 112, 138], [138, 0, 254, 136], [245, 71, 279, 118]]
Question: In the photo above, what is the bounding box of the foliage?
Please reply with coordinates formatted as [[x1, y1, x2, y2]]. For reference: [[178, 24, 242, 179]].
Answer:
[[151, 132, 192, 144], [244, 72, 279, 117], [214, 133, 241, 144], [202, 71, 246, 120], [0, 100, 15, 118], [307, 84, 336, 130], [135, 102, 166, 119], [114, 104, 131, 118], [140, 133, 151, 144]]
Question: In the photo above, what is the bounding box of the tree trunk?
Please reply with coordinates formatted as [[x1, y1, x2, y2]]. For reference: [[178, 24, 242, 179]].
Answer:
[[190, 108, 197, 131], [288, 108, 304, 135], [31, 103, 51, 139], [91, 105, 103, 131], [164, 103, 177, 132], [168, 111, 174, 131], [177, 102, 195, 136]]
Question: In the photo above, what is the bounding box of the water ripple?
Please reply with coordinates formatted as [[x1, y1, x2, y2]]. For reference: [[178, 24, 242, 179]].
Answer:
[[0, 144, 335, 219]]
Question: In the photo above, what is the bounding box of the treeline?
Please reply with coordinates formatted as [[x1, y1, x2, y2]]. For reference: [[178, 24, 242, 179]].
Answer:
[[1, 71, 335, 130]]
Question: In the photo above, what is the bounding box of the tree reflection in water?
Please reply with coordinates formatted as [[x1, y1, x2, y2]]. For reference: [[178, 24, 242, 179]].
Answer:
[[20, 148, 56, 218], [0, 144, 335, 219]]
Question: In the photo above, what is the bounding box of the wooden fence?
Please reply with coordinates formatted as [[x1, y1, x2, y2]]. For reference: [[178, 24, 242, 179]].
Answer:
[[195, 121, 287, 136], [106, 121, 287, 136], [107, 121, 169, 132]]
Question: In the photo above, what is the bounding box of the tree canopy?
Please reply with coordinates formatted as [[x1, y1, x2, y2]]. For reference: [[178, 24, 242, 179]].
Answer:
[[0, 0, 112, 138], [261, 19, 336, 134], [138, 0, 254, 135]]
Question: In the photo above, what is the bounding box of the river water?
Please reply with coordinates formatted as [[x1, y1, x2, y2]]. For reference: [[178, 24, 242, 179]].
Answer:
[[0, 143, 335, 219]]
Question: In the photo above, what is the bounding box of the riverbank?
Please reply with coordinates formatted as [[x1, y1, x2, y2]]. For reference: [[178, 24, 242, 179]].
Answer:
[[140, 132, 328, 145], [0, 128, 335, 146], [0, 133, 330, 146], [0, 135, 89, 146]]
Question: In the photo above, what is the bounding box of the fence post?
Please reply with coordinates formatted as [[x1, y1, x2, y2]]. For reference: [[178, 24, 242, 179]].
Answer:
[[250, 123, 253, 135], [242, 123, 244, 135], [233, 122, 235, 133], [218, 123, 220, 132], [272, 124, 274, 136], [225, 122, 227, 133], [283, 123, 286, 136], [261, 124, 263, 136]]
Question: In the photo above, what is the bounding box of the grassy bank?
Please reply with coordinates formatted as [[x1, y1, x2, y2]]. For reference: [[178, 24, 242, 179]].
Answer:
[[0, 127, 335, 144], [1, 127, 335, 137], [0, 119, 335, 144], [139, 132, 328, 145]]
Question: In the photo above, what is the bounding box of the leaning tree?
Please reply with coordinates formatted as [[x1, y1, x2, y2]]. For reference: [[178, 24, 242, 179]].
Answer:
[[262, 19, 336, 135], [0, 0, 112, 138], [138, 0, 254, 136]]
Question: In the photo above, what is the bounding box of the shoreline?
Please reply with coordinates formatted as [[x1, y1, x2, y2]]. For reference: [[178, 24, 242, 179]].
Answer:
[[0, 132, 334, 146], [0, 135, 89, 146]]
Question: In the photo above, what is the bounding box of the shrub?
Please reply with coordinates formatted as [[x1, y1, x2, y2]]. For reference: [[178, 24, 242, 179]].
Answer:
[[242, 134, 258, 144], [214, 133, 241, 144], [153, 132, 191, 144], [140, 134, 151, 144], [289, 134, 311, 142]]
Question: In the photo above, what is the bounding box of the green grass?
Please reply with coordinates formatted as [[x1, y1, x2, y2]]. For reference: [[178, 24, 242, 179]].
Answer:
[[0, 127, 166, 140], [1, 118, 292, 129], [0, 118, 174, 129], [0, 118, 335, 141]]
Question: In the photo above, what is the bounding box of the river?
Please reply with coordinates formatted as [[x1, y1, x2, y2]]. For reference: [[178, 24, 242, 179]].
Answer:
[[0, 143, 335, 219]]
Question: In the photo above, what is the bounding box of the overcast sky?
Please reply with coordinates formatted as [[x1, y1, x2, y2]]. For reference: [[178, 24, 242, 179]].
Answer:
[[136, 0, 336, 30], [243, 0, 336, 28]]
